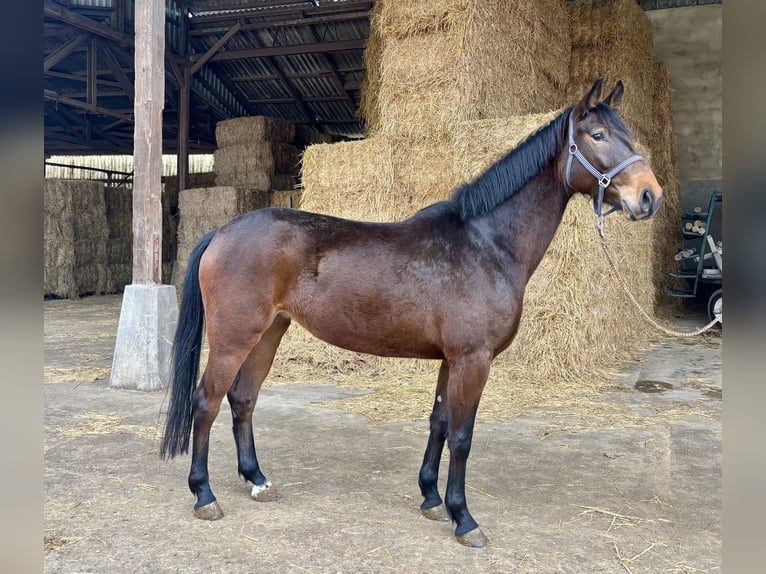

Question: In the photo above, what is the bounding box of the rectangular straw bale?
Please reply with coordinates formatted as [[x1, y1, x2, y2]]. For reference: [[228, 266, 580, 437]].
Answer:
[[568, 0, 653, 50], [300, 137, 397, 221], [215, 116, 295, 147], [174, 186, 270, 292], [367, 0, 569, 140], [463, 0, 570, 119], [214, 171, 294, 190], [105, 185, 132, 239], [376, 0, 471, 39], [565, 0, 656, 143], [376, 32, 466, 141], [301, 135, 460, 222], [44, 180, 77, 298], [453, 112, 560, 183], [214, 142, 300, 177], [44, 179, 109, 298]]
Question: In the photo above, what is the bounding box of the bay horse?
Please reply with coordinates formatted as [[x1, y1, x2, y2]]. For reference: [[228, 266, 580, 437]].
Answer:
[[161, 79, 662, 547]]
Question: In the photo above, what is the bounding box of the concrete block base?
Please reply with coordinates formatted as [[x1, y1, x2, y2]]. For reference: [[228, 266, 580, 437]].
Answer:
[[110, 284, 179, 391]]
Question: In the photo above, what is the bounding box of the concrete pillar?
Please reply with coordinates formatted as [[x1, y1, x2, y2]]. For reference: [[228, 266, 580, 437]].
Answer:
[[110, 285, 178, 391]]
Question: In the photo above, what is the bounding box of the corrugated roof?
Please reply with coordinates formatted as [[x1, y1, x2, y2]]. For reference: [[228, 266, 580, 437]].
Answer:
[[44, 0, 372, 155]]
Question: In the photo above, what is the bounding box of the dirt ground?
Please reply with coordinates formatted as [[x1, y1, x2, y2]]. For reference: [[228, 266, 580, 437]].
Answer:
[[44, 295, 721, 573]]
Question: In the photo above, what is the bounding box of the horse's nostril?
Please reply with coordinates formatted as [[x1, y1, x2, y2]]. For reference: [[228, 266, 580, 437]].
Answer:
[[640, 188, 654, 211]]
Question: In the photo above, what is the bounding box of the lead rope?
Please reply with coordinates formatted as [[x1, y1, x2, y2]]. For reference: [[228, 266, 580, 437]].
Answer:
[[596, 217, 721, 337]]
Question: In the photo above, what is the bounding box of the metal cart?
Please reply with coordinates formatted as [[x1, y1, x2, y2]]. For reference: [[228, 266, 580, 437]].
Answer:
[[668, 190, 722, 325]]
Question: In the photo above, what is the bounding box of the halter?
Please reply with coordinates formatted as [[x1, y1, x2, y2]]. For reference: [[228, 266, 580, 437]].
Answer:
[[565, 110, 644, 217]]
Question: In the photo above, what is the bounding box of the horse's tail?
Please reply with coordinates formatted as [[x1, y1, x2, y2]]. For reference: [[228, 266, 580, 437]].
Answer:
[[160, 229, 217, 460]]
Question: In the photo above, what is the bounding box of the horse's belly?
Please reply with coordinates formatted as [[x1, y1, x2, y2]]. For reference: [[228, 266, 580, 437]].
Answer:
[[289, 303, 444, 360]]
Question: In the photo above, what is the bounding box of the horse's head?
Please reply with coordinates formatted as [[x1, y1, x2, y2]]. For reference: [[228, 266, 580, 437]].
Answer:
[[562, 78, 663, 221]]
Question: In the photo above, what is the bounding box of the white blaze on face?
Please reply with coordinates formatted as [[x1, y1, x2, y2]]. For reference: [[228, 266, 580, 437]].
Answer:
[[251, 479, 272, 497]]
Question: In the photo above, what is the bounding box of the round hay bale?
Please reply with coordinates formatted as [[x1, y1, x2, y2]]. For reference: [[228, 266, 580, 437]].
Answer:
[[215, 116, 295, 147]]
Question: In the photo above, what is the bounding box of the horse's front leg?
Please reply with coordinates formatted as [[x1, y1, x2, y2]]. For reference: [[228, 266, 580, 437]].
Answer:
[[419, 361, 450, 521], [444, 351, 491, 547]]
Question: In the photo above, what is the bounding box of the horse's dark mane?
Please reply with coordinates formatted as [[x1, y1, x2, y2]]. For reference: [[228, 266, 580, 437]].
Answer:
[[451, 106, 574, 220]]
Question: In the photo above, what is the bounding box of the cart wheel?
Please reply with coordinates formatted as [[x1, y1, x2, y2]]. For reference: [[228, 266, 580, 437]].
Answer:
[[707, 288, 722, 327]]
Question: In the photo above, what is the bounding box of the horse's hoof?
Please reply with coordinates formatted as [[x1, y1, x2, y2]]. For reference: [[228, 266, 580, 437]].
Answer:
[[421, 504, 450, 522], [193, 500, 223, 520], [251, 482, 280, 502], [456, 528, 489, 548]]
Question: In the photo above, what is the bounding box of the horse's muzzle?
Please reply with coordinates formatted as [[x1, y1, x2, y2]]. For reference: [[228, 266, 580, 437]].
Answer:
[[622, 188, 663, 220]]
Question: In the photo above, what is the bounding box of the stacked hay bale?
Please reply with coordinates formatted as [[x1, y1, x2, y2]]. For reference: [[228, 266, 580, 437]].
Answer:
[[304, 0, 571, 221], [214, 116, 299, 192], [104, 185, 132, 293], [44, 179, 109, 298]]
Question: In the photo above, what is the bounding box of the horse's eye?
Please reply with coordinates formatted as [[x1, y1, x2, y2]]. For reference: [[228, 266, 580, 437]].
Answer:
[[591, 132, 605, 141]]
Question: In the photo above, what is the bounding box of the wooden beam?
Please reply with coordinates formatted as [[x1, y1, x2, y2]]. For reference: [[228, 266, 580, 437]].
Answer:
[[44, 0, 132, 46], [189, 39, 365, 63], [87, 38, 98, 107], [177, 65, 190, 194], [98, 39, 134, 100], [133, 0, 165, 284], [43, 34, 88, 72], [189, 10, 372, 36], [44, 0, 187, 65], [188, 1, 373, 24], [190, 21, 242, 75], [44, 88, 133, 122]]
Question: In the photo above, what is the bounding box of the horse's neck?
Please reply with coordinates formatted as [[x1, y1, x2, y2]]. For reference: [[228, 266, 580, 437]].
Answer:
[[480, 166, 571, 280]]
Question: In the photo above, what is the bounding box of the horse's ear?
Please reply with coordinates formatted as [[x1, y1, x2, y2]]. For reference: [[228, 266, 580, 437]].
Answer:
[[585, 78, 604, 111], [603, 81, 625, 109]]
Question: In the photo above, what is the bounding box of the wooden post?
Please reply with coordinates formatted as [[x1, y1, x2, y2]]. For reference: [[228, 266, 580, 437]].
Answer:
[[177, 6, 190, 194], [111, 0, 178, 391], [178, 65, 190, 194], [132, 0, 165, 284]]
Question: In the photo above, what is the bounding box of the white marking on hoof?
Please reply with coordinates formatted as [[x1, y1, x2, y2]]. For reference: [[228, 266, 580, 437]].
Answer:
[[251, 480, 272, 498], [436, 395, 442, 403]]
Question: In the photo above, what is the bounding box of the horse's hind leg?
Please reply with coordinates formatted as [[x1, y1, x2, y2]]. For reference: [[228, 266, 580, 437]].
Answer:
[[228, 312, 291, 502], [188, 347, 253, 520], [418, 361, 450, 522]]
